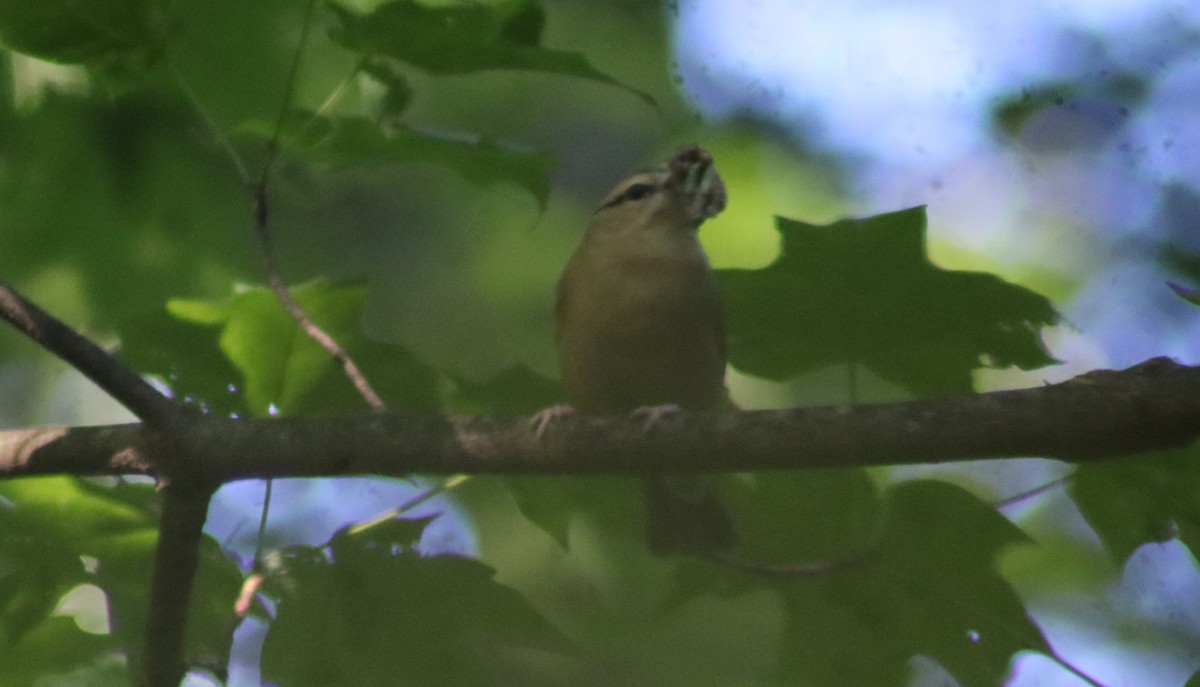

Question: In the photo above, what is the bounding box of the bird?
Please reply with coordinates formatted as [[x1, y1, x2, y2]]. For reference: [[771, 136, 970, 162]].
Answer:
[[544, 145, 737, 556]]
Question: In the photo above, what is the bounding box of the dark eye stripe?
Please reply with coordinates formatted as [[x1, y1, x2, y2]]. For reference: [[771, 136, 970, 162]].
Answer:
[[598, 181, 659, 211]]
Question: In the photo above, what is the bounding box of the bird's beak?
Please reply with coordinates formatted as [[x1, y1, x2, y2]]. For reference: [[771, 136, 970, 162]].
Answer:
[[669, 146, 727, 225]]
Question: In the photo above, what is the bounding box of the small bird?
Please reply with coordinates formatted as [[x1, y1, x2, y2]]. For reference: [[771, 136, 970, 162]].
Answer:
[[548, 145, 736, 555]]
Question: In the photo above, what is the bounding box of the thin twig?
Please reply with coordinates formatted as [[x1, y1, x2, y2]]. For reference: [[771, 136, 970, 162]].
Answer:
[[173, 67, 252, 185], [346, 475, 471, 537], [994, 474, 1074, 510], [248, 0, 386, 412], [705, 547, 876, 577], [253, 478, 275, 567], [1047, 647, 1107, 687], [0, 280, 179, 427], [312, 56, 369, 120]]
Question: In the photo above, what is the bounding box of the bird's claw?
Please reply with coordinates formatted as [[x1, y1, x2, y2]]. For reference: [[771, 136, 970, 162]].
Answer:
[[632, 403, 682, 433], [530, 405, 576, 438]]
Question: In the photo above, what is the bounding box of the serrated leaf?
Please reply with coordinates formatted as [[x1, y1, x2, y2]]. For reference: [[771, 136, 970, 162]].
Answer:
[[1071, 445, 1200, 564], [164, 280, 440, 416], [327, 0, 653, 105], [717, 207, 1060, 395], [778, 480, 1045, 687], [268, 113, 554, 210], [262, 526, 570, 687], [218, 285, 359, 416]]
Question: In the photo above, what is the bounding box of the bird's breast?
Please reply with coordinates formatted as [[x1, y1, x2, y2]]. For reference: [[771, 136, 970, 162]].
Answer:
[[556, 240, 726, 413]]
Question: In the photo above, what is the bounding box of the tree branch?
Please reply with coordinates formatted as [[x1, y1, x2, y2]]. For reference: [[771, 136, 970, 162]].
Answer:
[[3, 357, 1197, 482], [0, 280, 180, 427], [0, 280, 204, 687], [141, 485, 216, 687]]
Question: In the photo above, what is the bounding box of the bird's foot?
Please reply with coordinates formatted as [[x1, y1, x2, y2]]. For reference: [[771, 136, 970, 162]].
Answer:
[[530, 404, 576, 438], [631, 403, 682, 433]]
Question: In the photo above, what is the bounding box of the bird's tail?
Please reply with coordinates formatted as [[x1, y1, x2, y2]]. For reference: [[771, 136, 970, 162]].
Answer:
[[645, 476, 737, 556]]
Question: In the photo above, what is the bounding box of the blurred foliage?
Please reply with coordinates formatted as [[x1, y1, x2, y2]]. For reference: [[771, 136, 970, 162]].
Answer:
[[0, 0, 170, 70], [268, 112, 558, 209], [0, 0, 1191, 686], [991, 71, 1148, 147], [327, 0, 653, 104], [0, 477, 241, 685]]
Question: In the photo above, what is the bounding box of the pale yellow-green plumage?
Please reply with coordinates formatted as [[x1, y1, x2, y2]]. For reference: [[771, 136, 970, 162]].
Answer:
[[553, 146, 735, 555]]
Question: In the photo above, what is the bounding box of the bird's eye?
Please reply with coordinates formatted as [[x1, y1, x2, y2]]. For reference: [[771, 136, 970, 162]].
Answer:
[[623, 183, 655, 201]]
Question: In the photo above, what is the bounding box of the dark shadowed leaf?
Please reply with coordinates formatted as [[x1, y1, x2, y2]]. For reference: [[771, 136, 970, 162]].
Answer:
[[0, 0, 170, 69], [777, 480, 1045, 687], [117, 307, 248, 418], [327, 0, 653, 105], [448, 364, 565, 415], [718, 207, 1060, 395], [261, 519, 570, 687], [723, 469, 882, 564], [262, 113, 555, 210], [0, 478, 242, 680], [503, 476, 644, 551], [1071, 445, 1200, 564]]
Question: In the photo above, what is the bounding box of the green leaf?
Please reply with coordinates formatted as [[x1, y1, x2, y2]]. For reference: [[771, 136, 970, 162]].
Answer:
[[167, 280, 441, 416], [1071, 445, 1200, 564], [0, 93, 253, 323], [724, 470, 882, 564], [0, 478, 243, 678], [507, 470, 880, 561], [268, 113, 555, 210], [0, 0, 169, 68], [447, 364, 565, 414], [717, 207, 1060, 395], [0, 616, 121, 687], [117, 306, 247, 418], [261, 522, 570, 687], [327, 0, 653, 105], [503, 476, 645, 550], [360, 58, 414, 119], [778, 480, 1045, 687]]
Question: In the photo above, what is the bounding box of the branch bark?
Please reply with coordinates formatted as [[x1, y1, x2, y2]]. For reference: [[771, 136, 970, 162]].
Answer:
[[3, 357, 1198, 483], [0, 280, 207, 687], [0, 280, 180, 427]]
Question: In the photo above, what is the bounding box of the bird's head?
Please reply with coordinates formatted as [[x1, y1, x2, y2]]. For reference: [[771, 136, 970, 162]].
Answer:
[[591, 146, 726, 236]]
